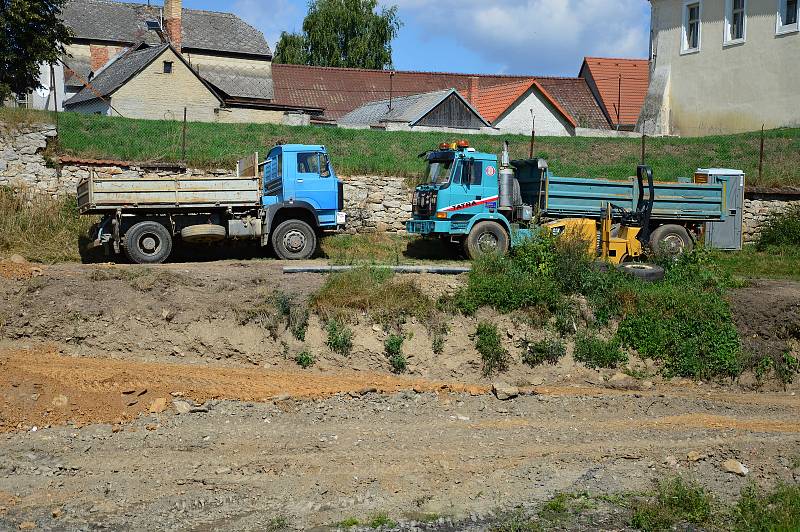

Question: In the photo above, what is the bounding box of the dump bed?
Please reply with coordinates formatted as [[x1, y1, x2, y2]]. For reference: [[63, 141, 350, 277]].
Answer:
[[77, 173, 261, 214], [511, 161, 726, 222], [539, 175, 726, 221]]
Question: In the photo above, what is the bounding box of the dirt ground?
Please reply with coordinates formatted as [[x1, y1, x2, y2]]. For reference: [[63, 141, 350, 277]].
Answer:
[[0, 261, 798, 530]]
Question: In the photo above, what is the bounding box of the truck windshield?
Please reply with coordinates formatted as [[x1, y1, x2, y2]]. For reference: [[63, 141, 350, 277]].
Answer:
[[426, 160, 454, 185]]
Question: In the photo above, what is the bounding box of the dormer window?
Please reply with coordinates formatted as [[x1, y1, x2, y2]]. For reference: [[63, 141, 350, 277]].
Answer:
[[163, 61, 173, 74]]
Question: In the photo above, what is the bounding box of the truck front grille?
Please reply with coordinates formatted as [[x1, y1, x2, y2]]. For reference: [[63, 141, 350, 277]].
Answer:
[[413, 190, 437, 217]]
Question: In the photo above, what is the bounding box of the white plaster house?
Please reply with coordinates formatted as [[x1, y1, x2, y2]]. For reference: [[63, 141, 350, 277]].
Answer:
[[640, 0, 800, 136]]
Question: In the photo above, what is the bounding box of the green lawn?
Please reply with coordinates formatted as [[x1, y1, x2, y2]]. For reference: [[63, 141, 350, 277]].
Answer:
[[713, 246, 800, 281], [5, 108, 798, 186]]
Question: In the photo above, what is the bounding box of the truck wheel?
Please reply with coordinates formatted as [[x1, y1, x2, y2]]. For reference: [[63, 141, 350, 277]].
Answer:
[[465, 221, 509, 260], [272, 220, 317, 260], [617, 262, 665, 282], [123, 221, 173, 264], [181, 224, 226, 244], [649, 224, 693, 258]]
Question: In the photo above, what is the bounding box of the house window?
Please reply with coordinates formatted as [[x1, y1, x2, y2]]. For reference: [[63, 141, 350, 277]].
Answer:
[[725, 0, 746, 43], [163, 61, 173, 74], [777, 0, 799, 33], [682, 1, 702, 53]]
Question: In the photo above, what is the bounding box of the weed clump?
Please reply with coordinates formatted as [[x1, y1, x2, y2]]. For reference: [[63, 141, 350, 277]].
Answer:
[[475, 322, 509, 376], [574, 334, 627, 369], [312, 267, 433, 327], [631, 477, 712, 531], [384, 334, 406, 373], [325, 319, 353, 356], [368, 512, 396, 528], [521, 338, 566, 367], [294, 350, 315, 369], [756, 205, 800, 250], [732, 483, 800, 531]]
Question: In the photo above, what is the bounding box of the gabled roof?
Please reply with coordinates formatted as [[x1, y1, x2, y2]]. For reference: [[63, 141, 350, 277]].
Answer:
[[580, 57, 649, 126], [61, 0, 271, 57], [271, 64, 610, 129], [200, 65, 275, 101], [474, 79, 579, 128], [65, 43, 221, 107], [339, 89, 490, 127]]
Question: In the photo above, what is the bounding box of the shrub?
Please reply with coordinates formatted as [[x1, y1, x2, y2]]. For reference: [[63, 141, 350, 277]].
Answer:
[[274, 292, 309, 341], [631, 477, 712, 531], [384, 334, 406, 374], [616, 283, 740, 379], [756, 205, 800, 250], [521, 338, 566, 367], [732, 483, 800, 531], [432, 333, 445, 355], [325, 319, 353, 356], [573, 334, 627, 369], [475, 322, 510, 376], [294, 350, 315, 369], [368, 513, 396, 528]]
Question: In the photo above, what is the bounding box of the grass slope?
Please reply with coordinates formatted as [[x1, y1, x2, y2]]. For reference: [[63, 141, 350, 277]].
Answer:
[[5, 109, 797, 186]]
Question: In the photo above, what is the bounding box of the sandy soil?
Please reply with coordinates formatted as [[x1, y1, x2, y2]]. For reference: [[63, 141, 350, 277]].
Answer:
[[0, 261, 798, 530]]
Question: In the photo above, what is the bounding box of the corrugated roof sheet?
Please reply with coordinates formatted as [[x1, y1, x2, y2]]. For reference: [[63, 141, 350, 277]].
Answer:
[[271, 64, 609, 129], [65, 44, 171, 105], [62, 0, 271, 57], [580, 57, 649, 126], [340, 89, 488, 127]]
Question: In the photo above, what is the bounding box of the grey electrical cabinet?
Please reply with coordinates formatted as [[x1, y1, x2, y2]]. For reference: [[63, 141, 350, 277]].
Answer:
[[697, 169, 745, 251]]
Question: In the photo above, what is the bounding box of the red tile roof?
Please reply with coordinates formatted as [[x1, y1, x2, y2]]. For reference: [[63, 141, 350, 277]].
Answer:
[[473, 79, 584, 128], [580, 57, 649, 127], [271, 64, 609, 129]]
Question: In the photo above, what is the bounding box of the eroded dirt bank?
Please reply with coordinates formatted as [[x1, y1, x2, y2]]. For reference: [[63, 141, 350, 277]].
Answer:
[[0, 262, 798, 530]]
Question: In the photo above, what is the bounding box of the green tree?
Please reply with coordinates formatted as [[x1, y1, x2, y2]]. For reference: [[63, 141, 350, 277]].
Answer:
[[273, 0, 401, 69], [0, 0, 72, 102]]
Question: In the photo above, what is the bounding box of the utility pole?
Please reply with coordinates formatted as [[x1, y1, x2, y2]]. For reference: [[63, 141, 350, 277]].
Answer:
[[182, 107, 187, 162], [616, 74, 622, 131], [388, 71, 395, 111], [758, 124, 765, 181], [529, 111, 536, 159]]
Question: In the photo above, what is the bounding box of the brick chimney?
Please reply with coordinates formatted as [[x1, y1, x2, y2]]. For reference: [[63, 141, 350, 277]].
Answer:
[[163, 0, 182, 53], [467, 76, 479, 104], [89, 45, 110, 72]]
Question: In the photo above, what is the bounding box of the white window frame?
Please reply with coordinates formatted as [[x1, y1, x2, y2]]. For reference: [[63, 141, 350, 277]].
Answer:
[[776, 0, 799, 34], [681, 0, 703, 55], [724, 0, 747, 45]]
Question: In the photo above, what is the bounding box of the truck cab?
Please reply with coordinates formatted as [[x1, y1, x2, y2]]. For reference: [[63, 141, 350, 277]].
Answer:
[[407, 141, 533, 259], [260, 144, 345, 258]]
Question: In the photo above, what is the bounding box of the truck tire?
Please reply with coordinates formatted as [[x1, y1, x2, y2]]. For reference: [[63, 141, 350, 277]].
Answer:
[[649, 224, 693, 258], [123, 221, 173, 264], [464, 221, 509, 260], [181, 224, 226, 244], [617, 262, 665, 282], [272, 219, 317, 260]]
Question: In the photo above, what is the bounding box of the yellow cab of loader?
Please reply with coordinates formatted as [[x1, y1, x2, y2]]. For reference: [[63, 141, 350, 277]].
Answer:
[[543, 166, 664, 281]]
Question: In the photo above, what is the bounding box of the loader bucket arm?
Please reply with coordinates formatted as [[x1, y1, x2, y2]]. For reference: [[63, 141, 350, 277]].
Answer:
[[636, 164, 655, 245]]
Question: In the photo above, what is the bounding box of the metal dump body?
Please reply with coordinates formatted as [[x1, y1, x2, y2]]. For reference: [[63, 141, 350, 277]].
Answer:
[[77, 173, 261, 214], [519, 172, 725, 222]]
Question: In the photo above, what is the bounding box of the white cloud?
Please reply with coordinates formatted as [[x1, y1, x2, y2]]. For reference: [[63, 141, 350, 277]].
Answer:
[[386, 0, 650, 75], [232, 0, 303, 50]]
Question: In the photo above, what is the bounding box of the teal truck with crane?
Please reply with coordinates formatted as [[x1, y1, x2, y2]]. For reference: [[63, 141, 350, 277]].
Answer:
[[406, 140, 744, 262]]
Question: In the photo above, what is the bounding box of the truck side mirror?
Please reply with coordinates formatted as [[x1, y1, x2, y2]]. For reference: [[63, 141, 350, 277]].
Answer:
[[319, 154, 330, 178], [462, 160, 473, 186]]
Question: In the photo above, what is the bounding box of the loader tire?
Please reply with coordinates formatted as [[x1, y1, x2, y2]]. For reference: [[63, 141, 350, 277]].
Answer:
[[272, 219, 317, 260], [617, 262, 665, 282], [181, 224, 227, 244], [649, 224, 693, 258], [123, 221, 173, 264], [465, 221, 509, 260]]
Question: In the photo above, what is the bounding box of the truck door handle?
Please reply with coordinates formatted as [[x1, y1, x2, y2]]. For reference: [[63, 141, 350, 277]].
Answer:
[[297, 179, 304, 183], [475, 196, 481, 200]]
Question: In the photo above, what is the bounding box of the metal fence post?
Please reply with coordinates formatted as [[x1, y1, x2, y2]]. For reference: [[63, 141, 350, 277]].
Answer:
[[758, 124, 764, 182], [182, 107, 187, 162]]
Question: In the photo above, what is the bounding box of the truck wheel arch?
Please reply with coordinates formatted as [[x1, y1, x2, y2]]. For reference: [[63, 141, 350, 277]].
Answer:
[[262, 202, 320, 246], [464, 214, 513, 237]]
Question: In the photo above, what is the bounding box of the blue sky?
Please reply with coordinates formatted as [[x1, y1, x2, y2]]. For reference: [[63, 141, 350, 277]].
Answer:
[[128, 0, 651, 76]]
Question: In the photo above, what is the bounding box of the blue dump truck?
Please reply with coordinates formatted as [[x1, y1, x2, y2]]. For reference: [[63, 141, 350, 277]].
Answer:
[[406, 141, 744, 261], [78, 144, 345, 263]]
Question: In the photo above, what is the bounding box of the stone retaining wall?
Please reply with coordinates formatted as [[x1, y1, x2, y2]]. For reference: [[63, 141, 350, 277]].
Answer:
[[1, 120, 797, 239], [743, 197, 800, 243]]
